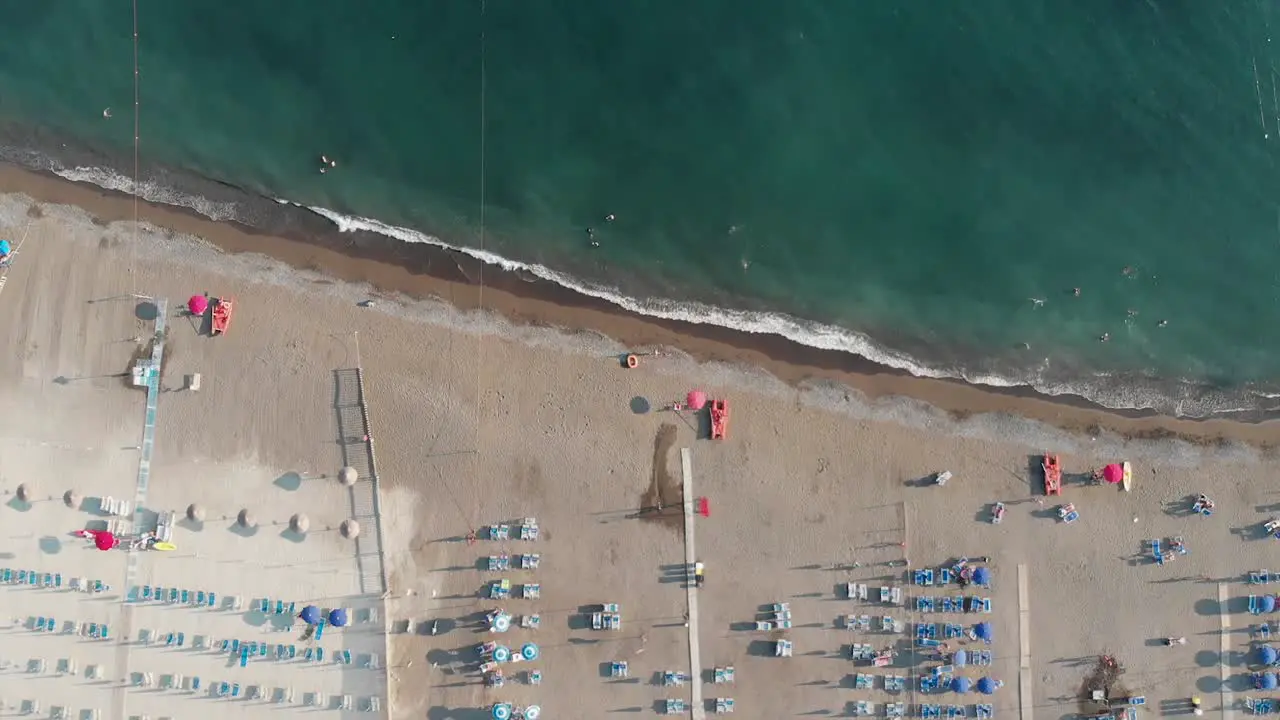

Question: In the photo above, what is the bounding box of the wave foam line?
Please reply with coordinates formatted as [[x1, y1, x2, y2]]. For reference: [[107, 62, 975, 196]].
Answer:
[[35, 158, 1242, 418]]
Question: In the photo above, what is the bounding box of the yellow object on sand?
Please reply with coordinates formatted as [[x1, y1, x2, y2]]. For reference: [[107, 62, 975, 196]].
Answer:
[[153, 541, 176, 551], [1122, 461, 1133, 492]]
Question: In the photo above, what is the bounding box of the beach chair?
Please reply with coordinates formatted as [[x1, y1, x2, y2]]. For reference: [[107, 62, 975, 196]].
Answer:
[[888, 703, 907, 718], [232, 683, 241, 698], [1058, 503, 1080, 523], [918, 638, 941, 648], [915, 569, 935, 586], [921, 675, 941, 693], [776, 639, 793, 657], [340, 649, 352, 664], [316, 618, 326, 639], [289, 645, 297, 659], [177, 632, 185, 647], [87, 622, 99, 638], [260, 598, 270, 613], [259, 643, 267, 657], [945, 623, 964, 639], [1252, 594, 1264, 615], [166, 587, 176, 602], [522, 583, 541, 599], [316, 648, 325, 662], [520, 553, 540, 570], [886, 675, 906, 692], [664, 699, 686, 714], [947, 706, 967, 719], [939, 568, 952, 585], [976, 706, 993, 719], [181, 589, 189, 603], [43, 572, 53, 586], [941, 597, 955, 613], [489, 524, 510, 540], [521, 614, 541, 629], [1151, 539, 1165, 565], [275, 600, 285, 614], [1257, 623, 1274, 640], [142, 585, 153, 600], [663, 671, 687, 687], [195, 590, 205, 605], [856, 701, 877, 716], [855, 673, 874, 689], [981, 598, 992, 613], [715, 666, 735, 684], [241, 647, 250, 667], [192, 676, 201, 691], [53, 573, 61, 588], [1, 567, 10, 582], [922, 705, 943, 718], [714, 698, 735, 714], [208, 592, 217, 607], [891, 587, 903, 605], [917, 596, 936, 613], [611, 661, 629, 678], [881, 586, 893, 603], [917, 623, 938, 640], [166, 632, 175, 646], [305, 648, 315, 661], [975, 650, 993, 666], [1253, 571, 1272, 585]]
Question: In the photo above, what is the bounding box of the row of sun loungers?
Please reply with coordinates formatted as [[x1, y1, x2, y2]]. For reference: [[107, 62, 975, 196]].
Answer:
[[915, 596, 993, 614], [486, 553, 541, 571], [27, 617, 111, 638], [850, 703, 994, 718], [99, 495, 132, 516], [486, 517, 540, 541], [2, 569, 62, 587], [137, 585, 222, 607]]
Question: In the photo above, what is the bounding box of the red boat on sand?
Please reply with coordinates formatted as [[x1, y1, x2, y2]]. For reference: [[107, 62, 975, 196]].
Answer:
[[1043, 453, 1062, 496], [211, 297, 234, 336], [710, 399, 729, 440]]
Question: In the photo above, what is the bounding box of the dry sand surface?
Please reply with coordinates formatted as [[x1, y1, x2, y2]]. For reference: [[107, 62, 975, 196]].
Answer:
[[3, 192, 1280, 720]]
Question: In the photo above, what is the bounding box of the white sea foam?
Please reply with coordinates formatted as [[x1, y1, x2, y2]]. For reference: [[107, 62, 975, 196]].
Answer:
[[33, 160, 1259, 419]]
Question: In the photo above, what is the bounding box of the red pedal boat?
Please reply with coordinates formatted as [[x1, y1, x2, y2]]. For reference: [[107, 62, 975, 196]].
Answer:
[[211, 297, 233, 336], [710, 399, 729, 440], [1043, 453, 1062, 496]]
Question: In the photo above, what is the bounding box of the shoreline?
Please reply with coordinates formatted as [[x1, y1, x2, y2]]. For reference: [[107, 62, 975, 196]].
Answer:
[[2, 162, 1279, 447]]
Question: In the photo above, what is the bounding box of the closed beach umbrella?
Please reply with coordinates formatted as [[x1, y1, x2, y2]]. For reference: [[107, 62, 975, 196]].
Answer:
[[299, 605, 321, 625], [188, 295, 208, 315], [687, 390, 708, 410], [521, 643, 539, 661], [290, 513, 310, 533], [328, 608, 349, 627], [1259, 646, 1278, 666], [341, 519, 360, 539], [977, 678, 999, 695], [237, 508, 256, 527], [524, 706, 541, 720], [952, 676, 971, 693], [973, 567, 992, 586], [339, 467, 358, 486], [1265, 595, 1278, 614], [63, 490, 81, 508], [492, 704, 512, 720], [1102, 463, 1125, 484], [94, 531, 117, 551], [186, 503, 205, 522], [15, 483, 30, 502], [974, 622, 993, 642], [953, 650, 968, 667]]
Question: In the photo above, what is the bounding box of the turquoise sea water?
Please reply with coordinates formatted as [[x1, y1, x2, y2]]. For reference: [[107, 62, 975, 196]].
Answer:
[[2, 1, 1280, 416]]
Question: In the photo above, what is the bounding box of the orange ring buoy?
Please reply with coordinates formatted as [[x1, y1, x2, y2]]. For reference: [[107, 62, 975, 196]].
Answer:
[[625, 354, 639, 369]]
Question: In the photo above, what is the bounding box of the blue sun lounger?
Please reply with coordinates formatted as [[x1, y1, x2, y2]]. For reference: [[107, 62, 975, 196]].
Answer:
[[1151, 539, 1165, 565], [316, 618, 326, 639], [207, 591, 217, 607], [1252, 594, 1264, 615], [192, 676, 201, 691], [1253, 570, 1273, 585], [922, 704, 942, 718], [232, 683, 241, 698], [946, 705, 966, 718], [166, 633, 175, 646], [917, 596, 935, 613], [218, 681, 230, 697], [46, 617, 55, 632], [142, 586, 153, 600], [259, 643, 268, 657], [260, 598, 270, 613], [181, 589, 189, 604], [316, 648, 325, 662], [288, 645, 297, 659], [920, 676, 941, 693], [939, 568, 952, 585], [916, 623, 937, 640], [276, 600, 285, 614], [305, 648, 315, 661], [240, 647, 250, 667], [339, 649, 351, 664], [976, 705, 994, 719], [915, 569, 935, 586], [43, 573, 53, 586], [177, 632, 185, 647]]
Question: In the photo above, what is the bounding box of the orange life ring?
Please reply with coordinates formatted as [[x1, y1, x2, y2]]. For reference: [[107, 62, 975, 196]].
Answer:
[[625, 354, 639, 369]]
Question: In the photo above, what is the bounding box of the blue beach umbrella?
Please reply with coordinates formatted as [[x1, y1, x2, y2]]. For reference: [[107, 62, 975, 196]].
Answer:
[[328, 608, 349, 627], [1265, 595, 1278, 614], [493, 646, 511, 663], [299, 605, 320, 625], [492, 704, 512, 720], [1262, 646, 1280, 666], [973, 567, 992, 586], [953, 650, 968, 667], [1264, 673, 1280, 690], [525, 706, 541, 720], [974, 622, 993, 643], [0, 240, 11, 255], [952, 677, 971, 693], [521, 643, 539, 661], [977, 678, 999, 695]]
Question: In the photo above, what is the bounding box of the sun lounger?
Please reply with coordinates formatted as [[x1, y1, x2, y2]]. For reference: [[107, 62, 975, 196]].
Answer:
[[241, 647, 250, 667], [1058, 503, 1080, 524], [915, 569, 935, 586], [714, 697, 735, 714], [1253, 570, 1272, 585], [232, 683, 241, 697], [887, 703, 907, 718], [664, 699, 685, 714], [856, 701, 878, 716], [922, 704, 943, 718], [917, 596, 935, 613], [1252, 594, 1264, 615], [975, 705, 993, 719], [276, 600, 285, 614], [1258, 623, 1274, 640], [192, 676, 202, 691], [947, 705, 967, 719], [166, 632, 175, 646], [340, 649, 352, 664], [611, 660, 629, 677], [854, 673, 875, 689], [53, 573, 61, 588], [177, 632, 185, 647], [921, 675, 941, 693], [208, 592, 217, 607]]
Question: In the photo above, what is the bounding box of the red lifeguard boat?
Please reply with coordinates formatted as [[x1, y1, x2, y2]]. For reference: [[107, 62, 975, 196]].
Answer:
[[1043, 453, 1062, 496], [710, 399, 729, 440], [211, 297, 234, 336]]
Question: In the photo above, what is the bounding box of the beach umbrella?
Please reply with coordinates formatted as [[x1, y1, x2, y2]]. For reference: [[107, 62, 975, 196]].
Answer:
[[687, 390, 708, 410], [94, 531, 117, 551], [237, 508, 256, 527], [973, 622, 993, 643], [1265, 595, 1279, 614], [973, 567, 992, 586], [525, 706, 541, 720], [977, 678, 1000, 695], [491, 614, 511, 633], [492, 704, 512, 720], [299, 605, 321, 625], [63, 490, 81, 508], [0, 240, 11, 256], [290, 513, 310, 533], [186, 503, 205, 521], [328, 608, 349, 627], [521, 643, 539, 661], [188, 295, 208, 315], [1263, 673, 1279, 690], [1259, 646, 1278, 666], [1102, 463, 1124, 484], [338, 467, 358, 486], [493, 646, 511, 663], [952, 677, 971, 693], [953, 650, 968, 667], [341, 519, 360, 539]]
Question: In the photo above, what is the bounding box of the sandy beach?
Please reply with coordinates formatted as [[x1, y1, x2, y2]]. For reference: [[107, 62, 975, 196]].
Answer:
[[2, 177, 1280, 720]]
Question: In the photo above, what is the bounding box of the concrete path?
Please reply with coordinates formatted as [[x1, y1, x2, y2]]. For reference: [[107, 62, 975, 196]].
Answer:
[[1018, 564, 1033, 720], [1219, 583, 1234, 720], [681, 447, 705, 720]]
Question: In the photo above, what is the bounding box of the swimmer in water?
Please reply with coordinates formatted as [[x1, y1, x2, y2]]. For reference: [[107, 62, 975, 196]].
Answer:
[[1073, 287, 1081, 297], [1029, 298, 1045, 307], [605, 214, 615, 222], [586, 227, 598, 247], [1158, 319, 1168, 327], [1099, 332, 1110, 342], [1127, 308, 1138, 317], [102, 107, 112, 119]]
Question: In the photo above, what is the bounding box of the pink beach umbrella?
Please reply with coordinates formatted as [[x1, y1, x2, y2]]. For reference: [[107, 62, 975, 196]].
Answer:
[[188, 295, 209, 315], [686, 390, 708, 410], [93, 531, 117, 551], [1102, 463, 1124, 484]]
